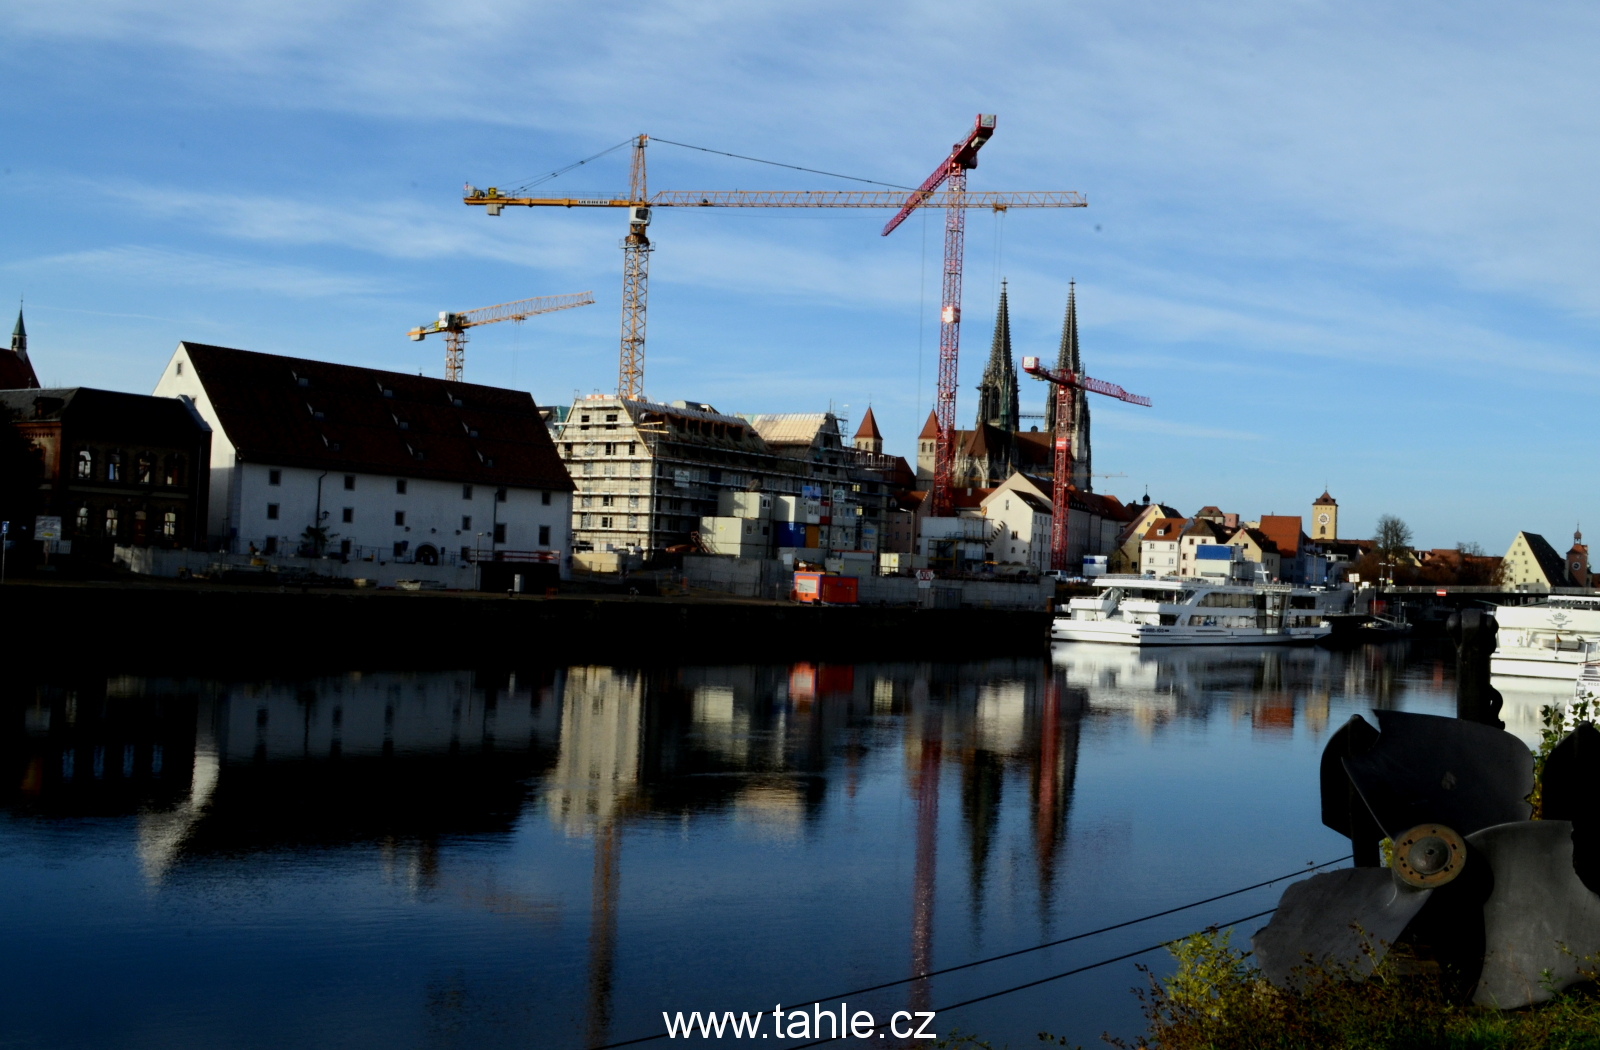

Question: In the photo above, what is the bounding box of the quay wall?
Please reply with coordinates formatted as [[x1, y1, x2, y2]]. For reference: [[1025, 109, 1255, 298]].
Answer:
[[680, 555, 1054, 610], [1, 581, 1050, 674]]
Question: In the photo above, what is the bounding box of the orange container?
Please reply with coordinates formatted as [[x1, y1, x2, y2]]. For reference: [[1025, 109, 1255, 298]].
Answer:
[[791, 572, 858, 604]]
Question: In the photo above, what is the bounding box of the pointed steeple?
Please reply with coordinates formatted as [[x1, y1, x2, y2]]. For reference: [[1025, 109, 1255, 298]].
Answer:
[[975, 281, 1019, 432], [1046, 282, 1091, 490], [6, 303, 39, 389], [853, 406, 883, 454]]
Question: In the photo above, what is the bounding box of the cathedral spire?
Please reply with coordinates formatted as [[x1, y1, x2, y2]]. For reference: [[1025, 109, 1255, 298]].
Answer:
[[1046, 281, 1091, 489], [975, 280, 1019, 432]]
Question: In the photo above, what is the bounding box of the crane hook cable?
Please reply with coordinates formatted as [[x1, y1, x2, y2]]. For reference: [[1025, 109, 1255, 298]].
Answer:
[[652, 137, 914, 190], [583, 856, 1350, 1050]]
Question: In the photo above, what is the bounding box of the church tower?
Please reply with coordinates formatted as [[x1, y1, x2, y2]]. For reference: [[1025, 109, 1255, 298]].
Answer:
[[974, 281, 1019, 433], [5, 305, 39, 389], [853, 406, 883, 454], [1312, 491, 1338, 541], [1568, 527, 1589, 587], [1045, 281, 1092, 490]]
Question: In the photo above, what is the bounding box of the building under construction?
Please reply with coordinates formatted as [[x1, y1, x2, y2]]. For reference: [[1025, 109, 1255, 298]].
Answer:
[[555, 397, 913, 555]]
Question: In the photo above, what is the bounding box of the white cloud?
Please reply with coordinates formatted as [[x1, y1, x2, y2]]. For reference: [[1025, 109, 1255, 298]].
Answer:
[[20, 246, 388, 299]]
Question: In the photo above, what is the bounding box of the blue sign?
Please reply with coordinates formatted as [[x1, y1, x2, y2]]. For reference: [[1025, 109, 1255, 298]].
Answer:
[[1196, 544, 1232, 561]]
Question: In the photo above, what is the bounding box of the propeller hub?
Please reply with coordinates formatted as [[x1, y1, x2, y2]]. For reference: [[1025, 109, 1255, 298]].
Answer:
[[1392, 823, 1467, 888]]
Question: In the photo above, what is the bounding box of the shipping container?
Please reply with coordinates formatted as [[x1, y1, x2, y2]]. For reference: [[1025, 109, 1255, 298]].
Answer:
[[718, 491, 774, 520], [804, 524, 820, 548], [772, 496, 822, 524], [773, 522, 806, 548], [791, 571, 858, 604]]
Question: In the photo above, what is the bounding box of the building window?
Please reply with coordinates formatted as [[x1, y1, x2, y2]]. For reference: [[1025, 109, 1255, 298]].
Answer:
[[461, 515, 472, 530], [104, 508, 119, 537], [539, 525, 551, 547], [269, 469, 282, 486], [107, 451, 122, 482], [161, 511, 177, 538], [541, 490, 551, 505], [581, 496, 592, 508], [135, 454, 153, 484], [628, 496, 639, 509], [394, 511, 405, 526], [175, 361, 183, 375], [627, 515, 637, 529], [76, 451, 93, 479], [75, 505, 88, 532], [342, 508, 353, 523], [264, 536, 278, 554], [599, 516, 613, 529], [344, 475, 355, 490], [462, 484, 473, 500], [604, 442, 615, 455], [460, 546, 472, 562], [583, 464, 593, 475], [493, 523, 506, 543], [393, 542, 407, 558], [601, 496, 614, 507], [340, 538, 351, 556], [267, 504, 280, 520], [396, 479, 407, 494], [628, 442, 636, 455], [580, 514, 592, 527], [165, 456, 184, 486], [496, 487, 506, 503]]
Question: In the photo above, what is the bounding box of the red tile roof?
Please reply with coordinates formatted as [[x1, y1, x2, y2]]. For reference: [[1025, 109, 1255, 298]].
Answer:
[[180, 342, 573, 491], [1257, 515, 1305, 557], [918, 410, 940, 439], [1143, 516, 1188, 541], [854, 406, 882, 440]]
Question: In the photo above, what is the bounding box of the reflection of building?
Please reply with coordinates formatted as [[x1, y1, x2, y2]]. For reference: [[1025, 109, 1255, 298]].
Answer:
[[546, 667, 644, 834]]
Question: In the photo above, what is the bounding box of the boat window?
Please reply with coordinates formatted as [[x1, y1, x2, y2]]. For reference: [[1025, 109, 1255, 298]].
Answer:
[[1159, 614, 1178, 625], [1198, 591, 1253, 608], [1290, 596, 1317, 609]]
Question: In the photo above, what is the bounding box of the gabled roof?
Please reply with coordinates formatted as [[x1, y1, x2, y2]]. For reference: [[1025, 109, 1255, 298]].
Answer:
[[1182, 518, 1234, 542], [1513, 531, 1570, 585], [745, 412, 836, 447], [854, 406, 882, 440], [918, 410, 940, 440], [1143, 516, 1188, 541], [1257, 515, 1305, 557], [1314, 491, 1337, 505], [1229, 527, 1280, 554], [177, 342, 572, 490]]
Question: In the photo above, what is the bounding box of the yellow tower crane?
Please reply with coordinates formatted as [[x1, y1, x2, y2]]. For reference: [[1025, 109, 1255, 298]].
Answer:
[[408, 291, 596, 382]]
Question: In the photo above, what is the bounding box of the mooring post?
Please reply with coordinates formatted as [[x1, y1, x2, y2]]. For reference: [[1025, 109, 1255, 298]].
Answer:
[[1447, 607, 1505, 728]]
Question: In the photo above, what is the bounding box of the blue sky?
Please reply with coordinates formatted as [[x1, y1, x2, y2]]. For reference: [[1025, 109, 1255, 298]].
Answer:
[[4, 1, 1599, 551]]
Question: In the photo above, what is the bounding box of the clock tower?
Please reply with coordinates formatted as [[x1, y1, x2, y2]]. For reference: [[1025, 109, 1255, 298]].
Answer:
[[1312, 490, 1337, 541]]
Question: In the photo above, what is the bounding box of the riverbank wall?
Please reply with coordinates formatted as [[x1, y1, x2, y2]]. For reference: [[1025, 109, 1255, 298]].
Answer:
[[1, 580, 1050, 673]]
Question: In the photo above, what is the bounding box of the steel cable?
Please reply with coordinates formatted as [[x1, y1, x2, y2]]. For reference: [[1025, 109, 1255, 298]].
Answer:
[[584, 856, 1349, 1050]]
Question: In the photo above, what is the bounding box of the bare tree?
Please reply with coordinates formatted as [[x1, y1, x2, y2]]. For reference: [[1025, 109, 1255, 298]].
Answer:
[[1375, 515, 1413, 555]]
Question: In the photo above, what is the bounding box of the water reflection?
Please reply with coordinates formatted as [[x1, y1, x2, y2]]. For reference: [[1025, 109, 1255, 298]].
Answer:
[[2, 643, 1471, 1050]]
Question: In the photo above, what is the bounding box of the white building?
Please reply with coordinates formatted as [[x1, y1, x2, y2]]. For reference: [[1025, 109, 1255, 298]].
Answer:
[[153, 342, 574, 574], [980, 486, 1053, 572]]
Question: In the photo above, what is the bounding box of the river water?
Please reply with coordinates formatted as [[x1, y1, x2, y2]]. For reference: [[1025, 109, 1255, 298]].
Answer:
[[0, 642, 1562, 1049]]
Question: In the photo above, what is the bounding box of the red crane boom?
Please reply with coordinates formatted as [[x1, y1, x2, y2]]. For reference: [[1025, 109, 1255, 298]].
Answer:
[[880, 114, 996, 517], [1021, 355, 1152, 572]]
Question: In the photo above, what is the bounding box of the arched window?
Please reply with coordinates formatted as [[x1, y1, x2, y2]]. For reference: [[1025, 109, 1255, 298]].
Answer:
[[75, 506, 88, 532], [162, 511, 178, 538], [103, 508, 119, 537], [165, 455, 185, 487], [106, 451, 122, 482], [136, 454, 153, 484], [76, 450, 93, 479]]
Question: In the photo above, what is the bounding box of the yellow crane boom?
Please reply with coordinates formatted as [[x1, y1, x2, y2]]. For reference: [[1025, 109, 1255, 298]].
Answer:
[[465, 134, 1087, 400], [408, 290, 595, 382]]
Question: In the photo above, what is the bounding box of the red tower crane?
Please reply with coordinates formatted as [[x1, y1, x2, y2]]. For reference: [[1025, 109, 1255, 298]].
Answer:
[[1021, 355, 1152, 572], [880, 114, 995, 518]]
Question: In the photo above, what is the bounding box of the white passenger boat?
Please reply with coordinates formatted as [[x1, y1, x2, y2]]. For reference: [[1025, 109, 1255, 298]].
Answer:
[[1489, 596, 1600, 680], [1052, 574, 1344, 646]]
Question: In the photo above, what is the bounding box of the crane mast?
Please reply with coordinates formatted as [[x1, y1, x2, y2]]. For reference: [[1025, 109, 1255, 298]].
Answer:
[[1022, 356, 1152, 571], [618, 136, 651, 400]]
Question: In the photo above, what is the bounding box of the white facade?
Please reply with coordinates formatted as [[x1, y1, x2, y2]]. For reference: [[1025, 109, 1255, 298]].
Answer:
[[981, 489, 1052, 571], [153, 343, 572, 567], [1141, 537, 1180, 575], [229, 462, 567, 564]]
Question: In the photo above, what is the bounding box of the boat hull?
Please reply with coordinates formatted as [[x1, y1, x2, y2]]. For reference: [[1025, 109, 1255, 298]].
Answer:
[[1051, 619, 1327, 646], [1490, 648, 1589, 680]]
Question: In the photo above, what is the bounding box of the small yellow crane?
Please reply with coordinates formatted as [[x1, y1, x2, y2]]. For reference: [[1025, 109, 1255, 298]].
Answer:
[[408, 291, 596, 381]]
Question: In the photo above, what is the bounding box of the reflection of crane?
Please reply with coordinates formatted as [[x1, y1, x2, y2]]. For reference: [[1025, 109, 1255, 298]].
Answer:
[[464, 125, 1086, 406], [1021, 356, 1152, 571], [407, 291, 595, 382]]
